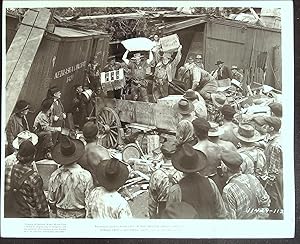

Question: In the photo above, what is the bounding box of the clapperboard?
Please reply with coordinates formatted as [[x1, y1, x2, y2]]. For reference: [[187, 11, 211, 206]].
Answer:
[[100, 68, 125, 92]]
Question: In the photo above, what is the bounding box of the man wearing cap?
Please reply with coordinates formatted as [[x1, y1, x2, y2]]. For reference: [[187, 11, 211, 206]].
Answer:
[[79, 121, 111, 185], [191, 56, 218, 100], [234, 123, 267, 182], [183, 89, 207, 119], [48, 136, 93, 218], [208, 122, 237, 152], [263, 116, 283, 219], [192, 118, 224, 192], [6, 100, 31, 156], [148, 139, 183, 219], [33, 98, 62, 160], [174, 98, 196, 122], [219, 105, 239, 146], [213, 60, 232, 80], [231, 65, 243, 82], [221, 149, 270, 219], [5, 141, 49, 218], [85, 158, 132, 219], [122, 49, 153, 102], [153, 45, 182, 101], [167, 143, 227, 219]]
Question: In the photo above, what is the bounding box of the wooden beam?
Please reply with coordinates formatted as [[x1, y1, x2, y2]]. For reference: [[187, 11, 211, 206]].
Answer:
[[6, 8, 52, 125]]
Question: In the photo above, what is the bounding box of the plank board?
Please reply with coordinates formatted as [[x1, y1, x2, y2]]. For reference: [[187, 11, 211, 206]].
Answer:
[[6, 8, 51, 125], [6, 9, 39, 86]]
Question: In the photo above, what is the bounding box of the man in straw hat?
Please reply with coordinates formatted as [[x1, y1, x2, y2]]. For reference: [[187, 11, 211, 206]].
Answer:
[[148, 138, 183, 219], [48, 136, 93, 218], [221, 149, 270, 219], [5, 140, 49, 218], [122, 49, 153, 102], [234, 123, 267, 182], [6, 100, 31, 156], [183, 89, 207, 119], [85, 158, 132, 219], [174, 98, 196, 122], [153, 45, 182, 101], [167, 143, 227, 219]]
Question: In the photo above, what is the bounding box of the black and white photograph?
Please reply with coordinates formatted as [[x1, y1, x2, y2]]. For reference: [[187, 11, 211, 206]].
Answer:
[[1, 0, 294, 239]]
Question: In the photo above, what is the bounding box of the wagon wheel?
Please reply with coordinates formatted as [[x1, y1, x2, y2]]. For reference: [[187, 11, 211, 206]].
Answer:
[[97, 107, 122, 149]]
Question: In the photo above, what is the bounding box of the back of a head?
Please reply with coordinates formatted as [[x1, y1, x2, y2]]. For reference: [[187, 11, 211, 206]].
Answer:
[[83, 121, 98, 142], [221, 104, 236, 121], [192, 118, 211, 140], [17, 140, 36, 164]]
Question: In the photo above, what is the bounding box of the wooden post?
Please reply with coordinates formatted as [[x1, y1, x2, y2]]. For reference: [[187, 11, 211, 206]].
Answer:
[[6, 8, 51, 125]]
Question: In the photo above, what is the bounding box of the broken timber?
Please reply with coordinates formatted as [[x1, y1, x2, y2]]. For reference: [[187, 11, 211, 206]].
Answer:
[[6, 8, 52, 125]]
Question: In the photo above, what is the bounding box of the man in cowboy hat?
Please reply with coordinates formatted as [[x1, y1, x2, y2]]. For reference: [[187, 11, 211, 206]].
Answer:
[[221, 149, 270, 219], [263, 116, 283, 219], [85, 158, 132, 219], [79, 121, 111, 184], [33, 98, 62, 160], [219, 105, 239, 146], [48, 136, 93, 218], [234, 123, 267, 183], [207, 92, 227, 125], [191, 56, 218, 100], [167, 143, 227, 219], [183, 89, 207, 119], [208, 122, 237, 152], [122, 49, 153, 102], [231, 65, 243, 82], [4, 140, 49, 218], [6, 100, 31, 156], [213, 60, 232, 80], [174, 98, 196, 122], [148, 139, 183, 219], [192, 118, 225, 192], [153, 45, 183, 101]]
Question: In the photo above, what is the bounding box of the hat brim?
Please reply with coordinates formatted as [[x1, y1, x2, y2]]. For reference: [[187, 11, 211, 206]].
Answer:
[[215, 61, 224, 65], [173, 103, 195, 115], [52, 139, 85, 165], [183, 94, 198, 101], [12, 133, 39, 149], [15, 105, 30, 114], [233, 128, 263, 143], [97, 160, 129, 191], [208, 128, 224, 137], [172, 150, 207, 173], [211, 94, 227, 108]]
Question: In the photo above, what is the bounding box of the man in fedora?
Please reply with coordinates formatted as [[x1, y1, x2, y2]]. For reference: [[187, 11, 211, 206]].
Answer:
[[208, 122, 237, 152], [48, 136, 93, 218], [207, 92, 228, 125], [85, 158, 132, 219], [234, 123, 267, 183], [183, 89, 207, 119], [191, 56, 218, 100], [122, 49, 153, 102], [167, 143, 227, 219], [5, 140, 49, 218], [231, 65, 243, 82], [219, 105, 239, 146], [192, 118, 224, 192], [213, 60, 232, 80], [174, 98, 196, 122], [6, 100, 31, 156], [148, 139, 183, 219], [221, 149, 270, 219], [79, 121, 111, 185], [153, 45, 182, 101]]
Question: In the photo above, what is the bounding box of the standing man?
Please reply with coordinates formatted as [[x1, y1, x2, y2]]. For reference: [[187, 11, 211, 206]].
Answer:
[[153, 45, 182, 101], [4, 141, 49, 218], [86, 57, 101, 92], [72, 84, 89, 129], [167, 143, 227, 219], [219, 105, 239, 146], [231, 65, 243, 82], [148, 139, 183, 218], [221, 149, 270, 219], [191, 56, 218, 100], [122, 50, 153, 102], [48, 136, 93, 218], [213, 60, 232, 80], [6, 100, 31, 156]]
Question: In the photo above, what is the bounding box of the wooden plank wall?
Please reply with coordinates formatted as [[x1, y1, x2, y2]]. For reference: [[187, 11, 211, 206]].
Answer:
[[6, 8, 51, 125]]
